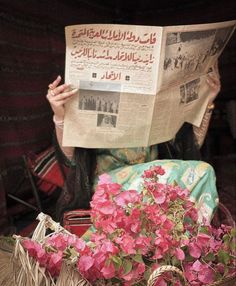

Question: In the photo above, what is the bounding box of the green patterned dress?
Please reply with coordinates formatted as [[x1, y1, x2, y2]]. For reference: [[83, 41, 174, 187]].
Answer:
[[94, 146, 218, 222]]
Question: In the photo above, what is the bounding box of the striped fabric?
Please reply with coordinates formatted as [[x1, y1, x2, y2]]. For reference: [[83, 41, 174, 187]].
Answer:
[[27, 146, 67, 194]]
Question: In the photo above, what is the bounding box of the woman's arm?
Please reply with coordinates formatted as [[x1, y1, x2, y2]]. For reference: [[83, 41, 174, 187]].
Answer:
[[193, 63, 221, 148], [46, 76, 78, 160]]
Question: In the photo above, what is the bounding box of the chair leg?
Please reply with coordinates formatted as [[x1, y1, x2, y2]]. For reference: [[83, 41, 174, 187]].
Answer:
[[6, 155, 43, 212], [22, 155, 42, 212], [7, 193, 39, 211]]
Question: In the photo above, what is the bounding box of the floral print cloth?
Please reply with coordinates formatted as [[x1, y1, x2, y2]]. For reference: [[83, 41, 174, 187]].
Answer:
[[95, 146, 218, 222]]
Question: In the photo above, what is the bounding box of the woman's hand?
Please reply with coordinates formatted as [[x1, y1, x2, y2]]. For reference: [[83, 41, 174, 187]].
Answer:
[[193, 61, 221, 148], [206, 61, 221, 106], [46, 75, 78, 121]]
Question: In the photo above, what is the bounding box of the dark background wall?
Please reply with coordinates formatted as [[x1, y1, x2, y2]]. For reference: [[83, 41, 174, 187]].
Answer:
[[0, 0, 235, 233]]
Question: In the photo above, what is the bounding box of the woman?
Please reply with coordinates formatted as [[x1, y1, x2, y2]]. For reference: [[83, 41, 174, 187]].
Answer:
[[46, 64, 221, 222]]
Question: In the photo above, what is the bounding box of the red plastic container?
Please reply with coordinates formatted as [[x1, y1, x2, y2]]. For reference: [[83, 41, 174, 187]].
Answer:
[[63, 209, 92, 237]]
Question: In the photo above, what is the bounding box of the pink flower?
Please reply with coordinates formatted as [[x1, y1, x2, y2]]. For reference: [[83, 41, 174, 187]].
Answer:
[[162, 218, 174, 230], [135, 236, 152, 255], [78, 255, 95, 272], [115, 234, 136, 255], [90, 232, 107, 243], [119, 208, 142, 234], [142, 165, 165, 179], [22, 239, 42, 258], [181, 238, 190, 247], [95, 200, 117, 215], [189, 242, 202, 258], [216, 263, 225, 273], [114, 190, 141, 206], [173, 281, 182, 286], [153, 191, 166, 204], [198, 266, 215, 284], [95, 217, 117, 233], [47, 251, 63, 276], [47, 233, 68, 251], [101, 261, 116, 279], [73, 238, 87, 252], [92, 185, 106, 198], [36, 248, 48, 266], [98, 173, 113, 184], [185, 206, 198, 222], [184, 263, 198, 282], [176, 187, 189, 199], [100, 240, 119, 255], [196, 233, 211, 248], [154, 166, 165, 175], [121, 262, 145, 282], [143, 169, 154, 178], [92, 250, 107, 266], [107, 182, 123, 195], [175, 248, 185, 261], [152, 277, 168, 286], [192, 260, 203, 271]]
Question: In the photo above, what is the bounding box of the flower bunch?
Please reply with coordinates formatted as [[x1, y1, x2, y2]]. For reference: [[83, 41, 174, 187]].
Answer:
[[22, 166, 236, 285]]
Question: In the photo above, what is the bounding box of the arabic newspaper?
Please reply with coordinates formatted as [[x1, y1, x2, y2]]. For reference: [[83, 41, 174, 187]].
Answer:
[[63, 20, 236, 148]]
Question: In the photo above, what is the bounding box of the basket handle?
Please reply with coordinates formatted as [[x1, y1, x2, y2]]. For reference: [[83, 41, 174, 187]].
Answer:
[[147, 265, 188, 286]]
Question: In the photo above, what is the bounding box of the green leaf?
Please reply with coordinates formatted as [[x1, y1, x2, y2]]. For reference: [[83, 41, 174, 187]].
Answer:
[[199, 226, 209, 234], [215, 271, 223, 281], [230, 240, 236, 252], [143, 268, 152, 281], [204, 252, 215, 262], [171, 256, 181, 266], [184, 253, 195, 262], [111, 255, 122, 268], [230, 227, 236, 237], [175, 222, 184, 232], [123, 259, 133, 275], [218, 250, 230, 265], [223, 234, 230, 244], [143, 189, 148, 196], [173, 180, 178, 187], [224, 265, 229, 276], [132, 254, 144, 263]]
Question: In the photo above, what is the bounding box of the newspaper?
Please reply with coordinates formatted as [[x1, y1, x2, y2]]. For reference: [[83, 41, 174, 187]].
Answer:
[[63, 20, 236, 148]]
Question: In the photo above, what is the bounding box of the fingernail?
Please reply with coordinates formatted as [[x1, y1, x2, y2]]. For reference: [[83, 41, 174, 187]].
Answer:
[[72, 88, 78, 92]]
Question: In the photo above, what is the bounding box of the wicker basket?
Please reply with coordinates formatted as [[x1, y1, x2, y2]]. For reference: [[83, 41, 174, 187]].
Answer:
[[11, 212, 236, 286], [147, 201, 236, 286], [146, 265, 236, 286]]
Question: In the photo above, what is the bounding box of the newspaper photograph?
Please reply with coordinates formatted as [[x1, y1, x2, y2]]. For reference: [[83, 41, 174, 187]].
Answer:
[[159, 21, 236, 89], [148, 72, 213, 146], [63, 20, 236, 148]]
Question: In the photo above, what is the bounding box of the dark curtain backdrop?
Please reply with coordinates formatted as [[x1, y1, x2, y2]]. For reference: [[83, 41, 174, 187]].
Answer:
[[0, 0, 235, 233]]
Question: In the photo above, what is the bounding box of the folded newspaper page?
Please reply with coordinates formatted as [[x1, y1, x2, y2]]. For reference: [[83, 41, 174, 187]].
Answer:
[[63, 20, 236, 148]]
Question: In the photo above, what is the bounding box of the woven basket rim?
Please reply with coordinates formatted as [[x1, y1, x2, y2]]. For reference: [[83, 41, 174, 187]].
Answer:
[[147, 264, 236, 286]]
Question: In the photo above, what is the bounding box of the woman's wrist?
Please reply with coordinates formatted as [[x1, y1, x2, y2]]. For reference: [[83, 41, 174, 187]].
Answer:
[[53, 115, 64, 129]]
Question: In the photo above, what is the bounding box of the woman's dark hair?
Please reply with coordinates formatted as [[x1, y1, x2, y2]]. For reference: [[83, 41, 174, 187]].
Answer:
[[53, 133, 97, 222], [158, 123, 201, 160]]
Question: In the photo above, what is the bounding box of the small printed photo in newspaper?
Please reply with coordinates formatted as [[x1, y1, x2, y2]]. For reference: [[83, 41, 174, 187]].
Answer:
[[97, 114, 117, 128], [78, 89, 120, 114], [179, 78, 201, 105], [162, 23, 235, 87]]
